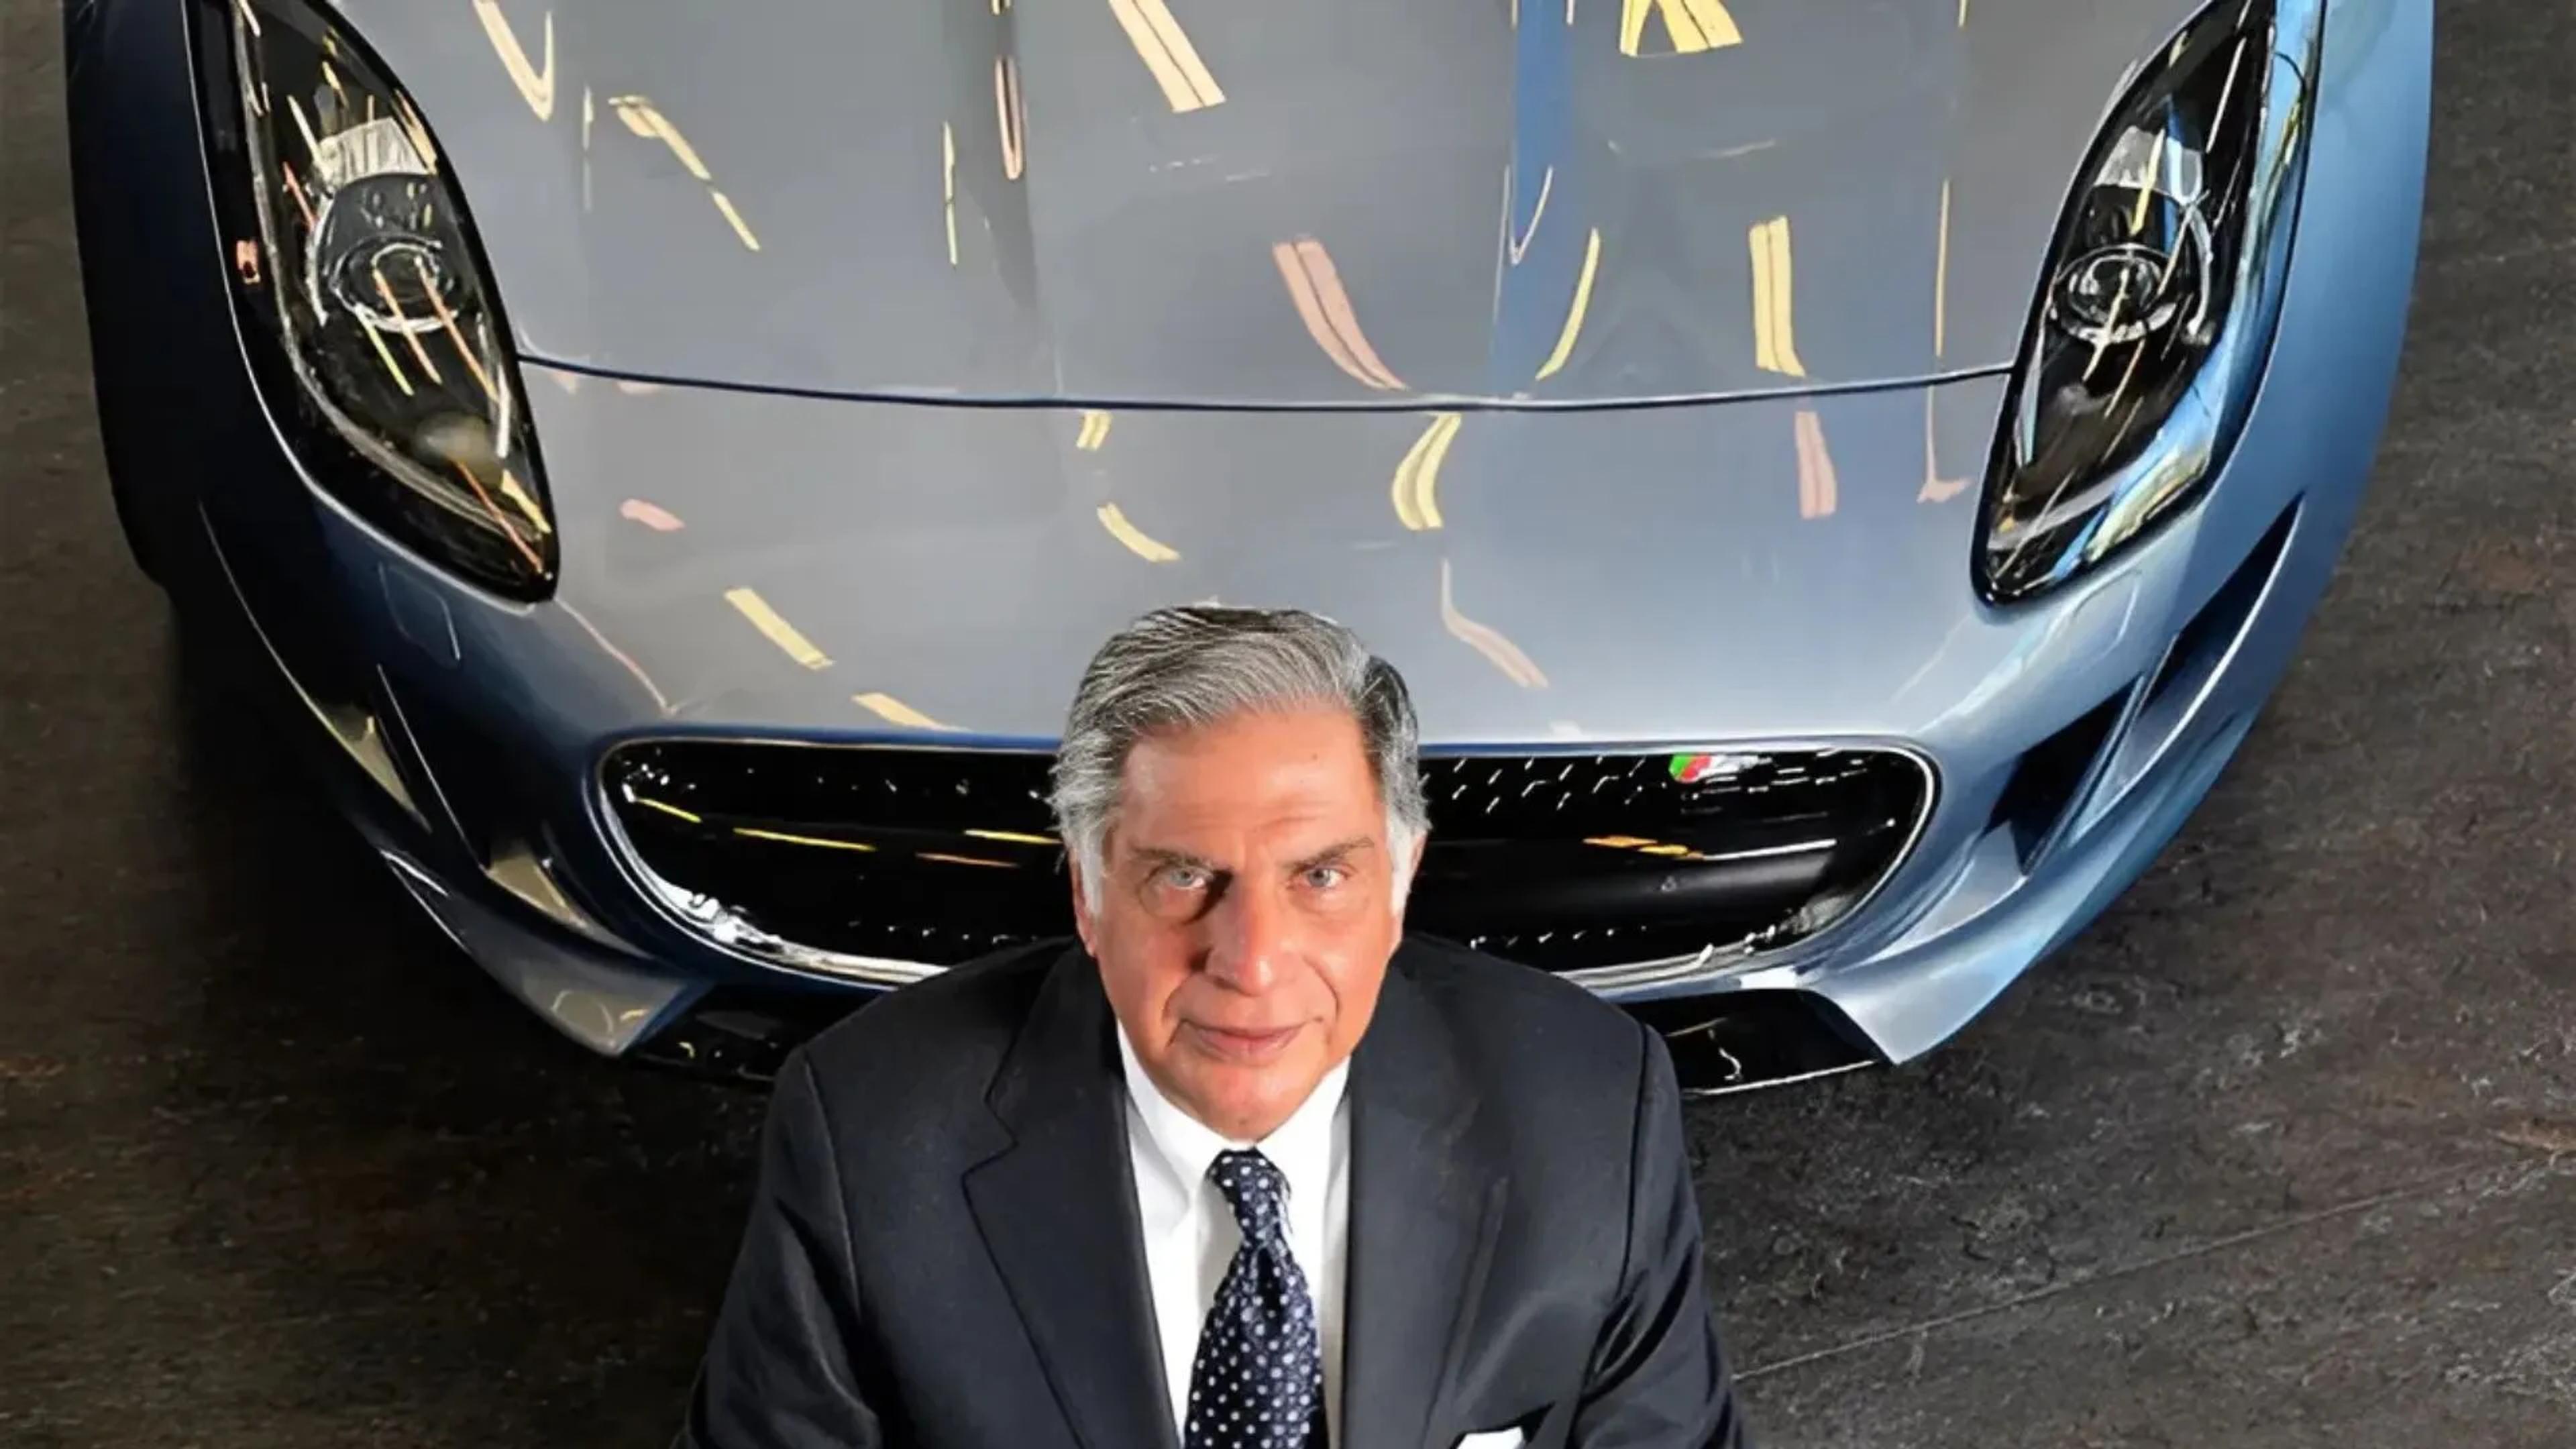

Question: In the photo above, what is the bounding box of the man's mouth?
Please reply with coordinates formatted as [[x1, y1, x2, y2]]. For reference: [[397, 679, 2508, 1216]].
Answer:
[[1183, 1022, 1303, 1063]]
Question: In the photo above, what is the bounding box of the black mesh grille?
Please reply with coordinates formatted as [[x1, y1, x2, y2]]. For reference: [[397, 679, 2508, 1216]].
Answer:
[[601, 741, 1931, 976], [1407, 751, 1929, 969]]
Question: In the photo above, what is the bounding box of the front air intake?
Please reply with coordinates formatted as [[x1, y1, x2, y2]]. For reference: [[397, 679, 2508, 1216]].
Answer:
[[600, 741, 1934, 986], [1987, 691, 2129, 869]]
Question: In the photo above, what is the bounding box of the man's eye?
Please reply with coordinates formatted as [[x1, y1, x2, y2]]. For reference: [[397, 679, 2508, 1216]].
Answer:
[[1159, 866, 1210, 892], [1302, 865, 1348, 891]]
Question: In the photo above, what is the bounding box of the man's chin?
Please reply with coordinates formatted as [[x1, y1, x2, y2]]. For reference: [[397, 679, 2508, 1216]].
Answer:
[[1167, 1042, 1324, 1140]]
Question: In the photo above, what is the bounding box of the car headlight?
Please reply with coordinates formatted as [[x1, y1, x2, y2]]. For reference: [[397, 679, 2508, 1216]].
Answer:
[[203, 0, 555, 599], [1978, 0, 2324, 603]]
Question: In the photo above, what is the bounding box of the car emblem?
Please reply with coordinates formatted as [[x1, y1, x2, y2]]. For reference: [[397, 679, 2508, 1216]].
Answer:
[[1669, 753, 1753, 784]]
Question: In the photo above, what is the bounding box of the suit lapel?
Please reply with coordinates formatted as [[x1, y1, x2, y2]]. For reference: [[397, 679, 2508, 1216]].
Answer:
[[1342, 954, 1509, 1449], [963, 949, 1181, 1449]]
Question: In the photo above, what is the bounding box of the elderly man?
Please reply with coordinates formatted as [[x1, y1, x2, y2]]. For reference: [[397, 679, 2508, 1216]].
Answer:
[[681, 606, 1746, 1449]]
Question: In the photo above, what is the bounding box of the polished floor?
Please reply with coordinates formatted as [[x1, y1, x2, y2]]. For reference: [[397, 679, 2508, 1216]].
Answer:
[[6, 2, 2574, 1445]]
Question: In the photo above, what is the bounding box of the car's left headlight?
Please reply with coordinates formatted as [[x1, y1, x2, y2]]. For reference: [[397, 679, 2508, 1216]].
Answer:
[[1979, 0, 2325, 604], [204, 0, 555, 599]]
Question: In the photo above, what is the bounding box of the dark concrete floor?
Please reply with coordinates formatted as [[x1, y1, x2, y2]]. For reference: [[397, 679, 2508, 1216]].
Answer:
[[5, 1, 2573, 1445]]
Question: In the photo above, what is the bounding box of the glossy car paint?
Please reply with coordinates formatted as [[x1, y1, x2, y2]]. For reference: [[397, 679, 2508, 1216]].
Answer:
[[65, 0, 2430, 1067], [329, 0, 2201, 406]]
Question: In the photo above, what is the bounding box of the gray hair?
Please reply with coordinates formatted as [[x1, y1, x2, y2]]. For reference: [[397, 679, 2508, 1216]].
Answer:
[[1050, 606, 1430, 910]]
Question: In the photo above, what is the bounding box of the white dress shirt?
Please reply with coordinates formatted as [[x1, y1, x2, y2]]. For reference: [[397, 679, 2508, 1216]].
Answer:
[[1118, 1027, 1350, 1448]]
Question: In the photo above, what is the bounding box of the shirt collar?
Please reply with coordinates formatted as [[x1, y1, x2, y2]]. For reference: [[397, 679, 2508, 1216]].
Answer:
[[1118, 1024, 1348, 1234]]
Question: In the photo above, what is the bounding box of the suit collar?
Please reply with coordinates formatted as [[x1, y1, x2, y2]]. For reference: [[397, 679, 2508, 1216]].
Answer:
[[1342, 943, 1511, 1449], [965, 947, 1181, 1449]]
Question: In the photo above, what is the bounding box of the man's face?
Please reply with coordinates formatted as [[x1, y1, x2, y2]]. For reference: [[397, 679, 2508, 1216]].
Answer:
[[1072, 706, 1413, 1142]]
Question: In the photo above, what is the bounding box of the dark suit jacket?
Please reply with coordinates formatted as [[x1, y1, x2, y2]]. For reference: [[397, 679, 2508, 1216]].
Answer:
[[680, 936, 1747, 1449]]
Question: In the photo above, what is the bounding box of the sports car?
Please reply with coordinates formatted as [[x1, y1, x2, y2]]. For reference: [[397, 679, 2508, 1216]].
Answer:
[[66, 0, 2429, 1087]]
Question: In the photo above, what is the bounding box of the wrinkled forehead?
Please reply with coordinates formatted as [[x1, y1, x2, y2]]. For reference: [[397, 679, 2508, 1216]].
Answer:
[[1109, 708, 1387, 851]]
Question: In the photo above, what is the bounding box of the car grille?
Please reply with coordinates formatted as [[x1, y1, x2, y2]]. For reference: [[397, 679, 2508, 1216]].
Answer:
[[600, 741, 1931, 983]]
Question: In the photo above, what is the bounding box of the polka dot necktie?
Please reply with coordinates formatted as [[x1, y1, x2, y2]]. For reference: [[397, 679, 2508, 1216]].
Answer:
[[1184, 1149, 1327, 1449]]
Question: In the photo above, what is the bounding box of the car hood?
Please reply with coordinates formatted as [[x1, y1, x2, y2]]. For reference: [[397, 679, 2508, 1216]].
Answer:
[[340, 0, 2210, 405], [502, 368, 2096, 750]]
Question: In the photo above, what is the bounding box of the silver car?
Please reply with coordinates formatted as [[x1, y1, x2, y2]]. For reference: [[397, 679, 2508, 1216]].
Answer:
[[68, 0, 2429, 1085]]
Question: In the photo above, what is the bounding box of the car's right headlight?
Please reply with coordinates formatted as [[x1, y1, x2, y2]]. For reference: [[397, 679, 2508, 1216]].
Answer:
[[1978, 0, 2324, 604], [199, 0, 556, 600]]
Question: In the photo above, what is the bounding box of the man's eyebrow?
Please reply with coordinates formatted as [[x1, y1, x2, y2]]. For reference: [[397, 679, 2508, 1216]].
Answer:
[[1129, 846, 1218, 873], [1291, 837, 1377, 873]]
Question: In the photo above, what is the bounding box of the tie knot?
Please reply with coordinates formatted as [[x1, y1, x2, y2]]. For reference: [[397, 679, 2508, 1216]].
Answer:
[[1209, 1148, 1289, 1239]]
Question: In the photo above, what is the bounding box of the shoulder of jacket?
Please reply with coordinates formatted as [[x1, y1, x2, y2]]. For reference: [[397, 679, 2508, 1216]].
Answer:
[[1396, 935, 1647, 1093], [794, 938, 1068, 1099]]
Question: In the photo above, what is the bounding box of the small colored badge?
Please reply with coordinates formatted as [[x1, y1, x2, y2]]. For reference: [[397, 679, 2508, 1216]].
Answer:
[[1669, 753, 1751, 784]]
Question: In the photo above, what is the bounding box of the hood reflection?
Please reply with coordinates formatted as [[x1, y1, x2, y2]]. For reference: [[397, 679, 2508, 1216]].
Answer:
[[1793, 408, 1837, 519], [853, 692, 957, 732], [1440, 558, 1550, 690], [1096, 501, 1181, 562], [1272, 237, 1407, 391], [526, 361, 2010, 745], [1106, 0, 1228, 112], [606, 95, 761, 251], [1391, 413, 1462, 531], [1748, 214, 1806, 377], [375, 0, 2111, 402], [724, 586, 833, 670], [1619, 0, 1743, 57], [470, 0, 553, 121]]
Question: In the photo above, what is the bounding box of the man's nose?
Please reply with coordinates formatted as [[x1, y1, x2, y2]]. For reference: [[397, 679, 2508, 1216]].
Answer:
[[1201, 879, 1292, 991]]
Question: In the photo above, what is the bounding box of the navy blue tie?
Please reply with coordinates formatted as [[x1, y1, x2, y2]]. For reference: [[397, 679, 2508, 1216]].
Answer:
[[1184, 1149, 1326, 1449]]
